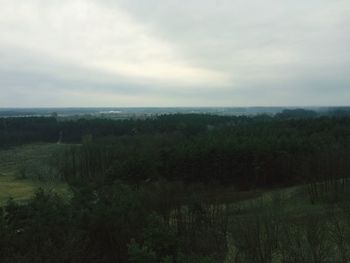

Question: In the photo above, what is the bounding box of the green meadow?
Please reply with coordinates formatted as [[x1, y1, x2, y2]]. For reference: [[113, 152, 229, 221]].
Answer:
[[0, 143, 69, 203]]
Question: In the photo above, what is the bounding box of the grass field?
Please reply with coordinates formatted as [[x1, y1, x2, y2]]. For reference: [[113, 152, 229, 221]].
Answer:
[[0, 143, 69, 203], [0, 143, 339, 215]]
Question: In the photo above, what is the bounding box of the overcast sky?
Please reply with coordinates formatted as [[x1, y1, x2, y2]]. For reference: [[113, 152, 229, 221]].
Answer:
[[0, 0, 349, 107]]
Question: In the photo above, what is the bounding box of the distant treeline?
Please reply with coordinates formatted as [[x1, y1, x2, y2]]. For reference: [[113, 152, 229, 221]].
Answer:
[[1, 108, 350, 146], [1, 110, 350, 188], [56, 117, 350, 189], [0, 114, 233, 145]]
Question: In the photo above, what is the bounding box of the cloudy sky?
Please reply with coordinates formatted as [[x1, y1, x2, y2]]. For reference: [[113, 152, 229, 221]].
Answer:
[[0, 0, 349, 107]]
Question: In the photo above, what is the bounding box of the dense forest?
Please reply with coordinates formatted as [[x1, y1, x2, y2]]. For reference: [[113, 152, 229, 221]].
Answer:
[[1, 110, 350, 262]]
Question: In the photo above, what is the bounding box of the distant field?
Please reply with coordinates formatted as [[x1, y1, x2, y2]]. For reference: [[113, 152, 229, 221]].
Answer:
[[0, 143, 69, 203]]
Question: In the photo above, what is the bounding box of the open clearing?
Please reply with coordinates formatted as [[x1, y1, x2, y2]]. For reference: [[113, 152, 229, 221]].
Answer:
[[0, 143, 69, 203]]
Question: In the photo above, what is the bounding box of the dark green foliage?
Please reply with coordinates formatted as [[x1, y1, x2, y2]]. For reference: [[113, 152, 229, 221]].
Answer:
[[1, 190, 75, 262], [48, 115, 350, 189], [0, 185, 224, 262], [0, 114, 232, 146], [5, 185, 350, 262], [0, 185, 144, 262], [2, 113, 350, 262], [275, 109, 318, 119]]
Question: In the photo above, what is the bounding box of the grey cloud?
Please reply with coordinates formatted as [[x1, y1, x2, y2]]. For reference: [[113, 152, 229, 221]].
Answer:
[[0, 0, 349, 106]]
